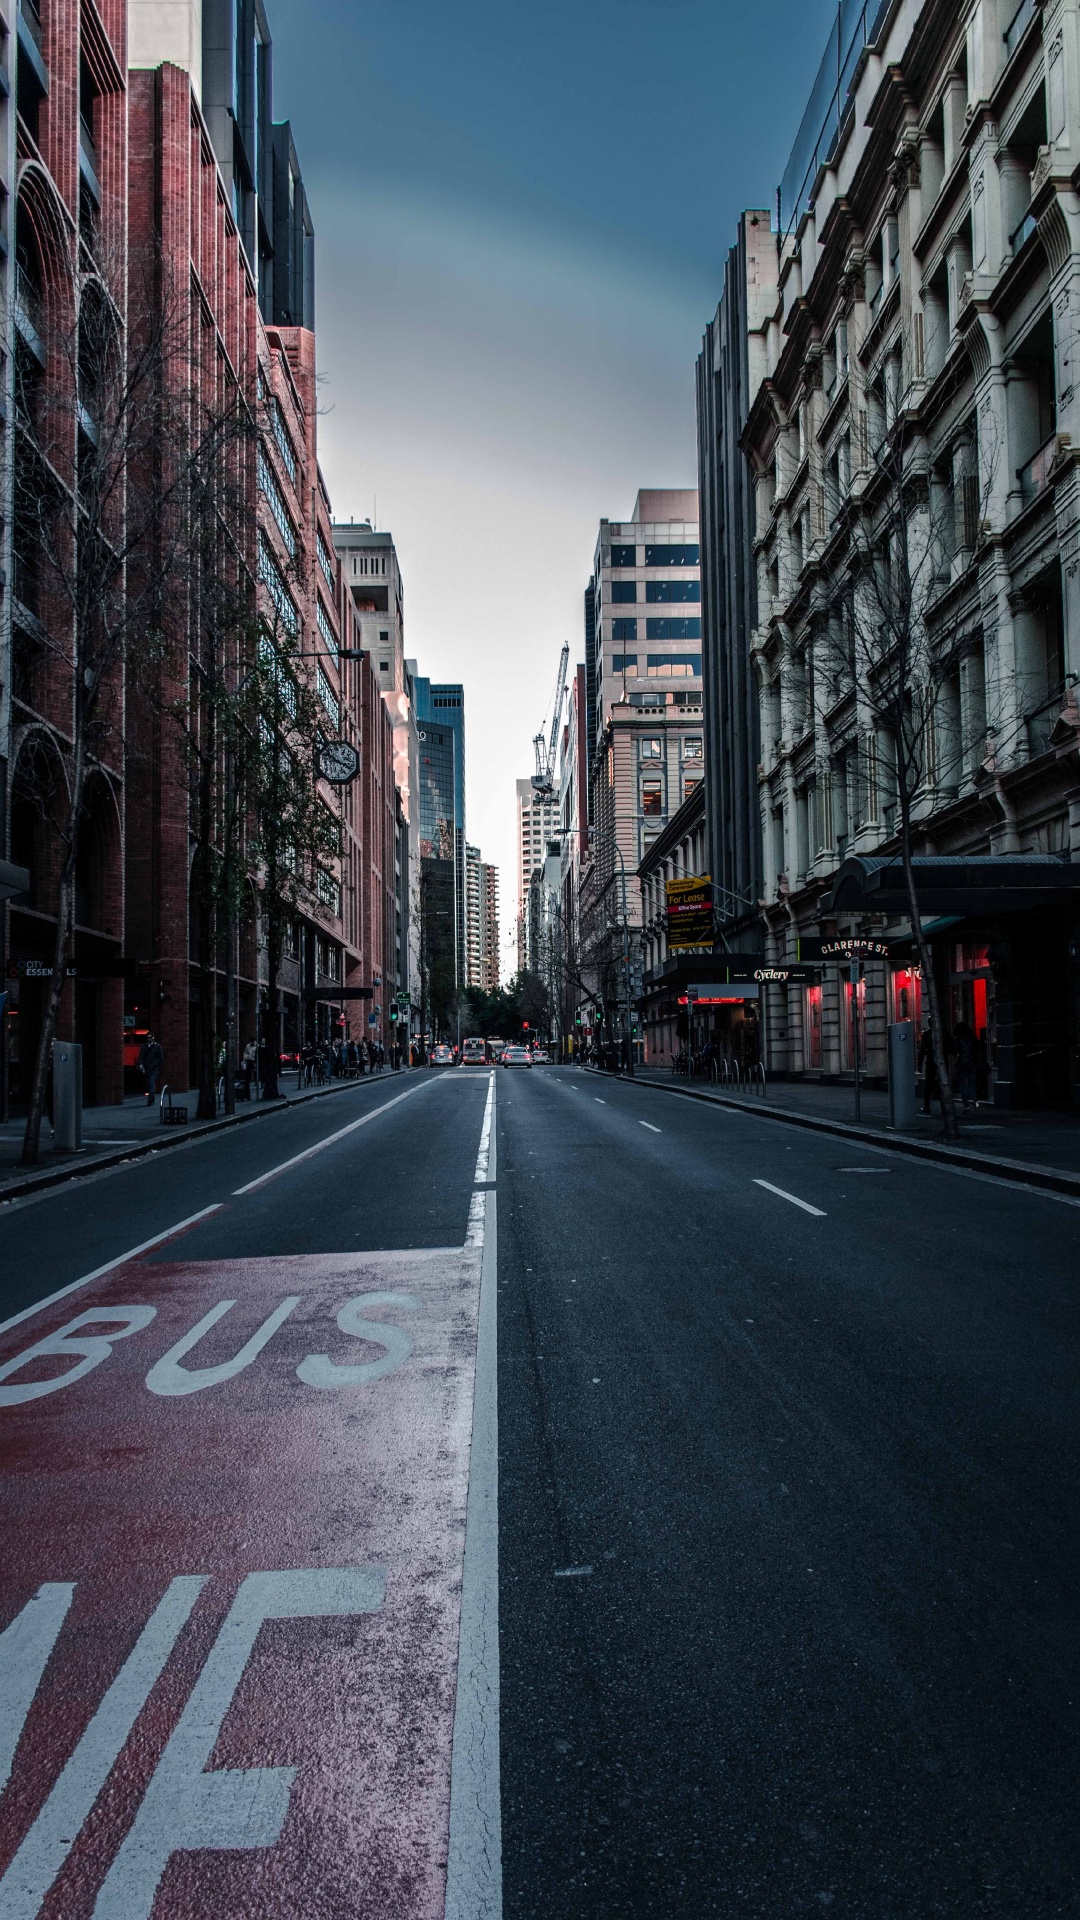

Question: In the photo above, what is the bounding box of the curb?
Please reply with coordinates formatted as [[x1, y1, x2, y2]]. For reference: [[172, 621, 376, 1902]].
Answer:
[[0, 1073, 410, 1207], [581, 1067, 1080, 1201]]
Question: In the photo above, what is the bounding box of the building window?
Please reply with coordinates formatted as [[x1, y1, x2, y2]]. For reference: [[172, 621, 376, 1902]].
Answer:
[[317, 531, 336, 593], [646, 579, 700, 602], [641, 778, 663, 817], [317, 867, 342, 915], [270, 397, 297, 484], [644, 544, 699, 566], [647, 618, 701, 641], [892, 965, 923, 1027], [612, 654, 638, 672], [380, 659, 389, 672], [379, 630, 389, 643], [683, 774, 702, 800], [258, 534, 298, 636], [611, 544, 637, 566], [258, 447, 296, 558], [805, 984, 823, 1068], [842, 975, 867, 1070], [611, 580, 637, 603], [317, 597, 339, 663], [317, 665, 340, 729], [612, 618, 637, 641], [640, 738, 662, 760], [682, 737, 703, 759], [647, 655, 700, 677]]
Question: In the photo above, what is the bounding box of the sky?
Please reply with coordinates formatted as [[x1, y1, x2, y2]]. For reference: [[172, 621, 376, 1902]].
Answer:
[[268, 0, 839, 969]]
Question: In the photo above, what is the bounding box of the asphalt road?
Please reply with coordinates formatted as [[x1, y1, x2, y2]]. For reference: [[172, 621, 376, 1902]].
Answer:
[[498, 1067, 1080, 1918], [0, 1062, 1077, 1917]]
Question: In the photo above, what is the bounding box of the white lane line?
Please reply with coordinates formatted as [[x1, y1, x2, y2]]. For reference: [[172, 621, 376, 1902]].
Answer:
[[233, 1080, 431, 1195], [473, 1072, 494, 1188], [838, 1167, 891, 1174], [639, 1121, 661, 1134], [753, 1179, 826, 1218], [447, 1072, 501, 1918], [0, 1206, 225, 1339], [595, 1098, 606, 1105]]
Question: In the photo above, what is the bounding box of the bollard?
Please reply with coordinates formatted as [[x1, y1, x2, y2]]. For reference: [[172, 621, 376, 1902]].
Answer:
[[887, 1021, 917, 1129], [51, 1041, 83, 1153]]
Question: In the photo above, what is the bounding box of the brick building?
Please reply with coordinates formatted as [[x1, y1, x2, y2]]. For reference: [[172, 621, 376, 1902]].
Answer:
[[4, 0, 130, 1110]]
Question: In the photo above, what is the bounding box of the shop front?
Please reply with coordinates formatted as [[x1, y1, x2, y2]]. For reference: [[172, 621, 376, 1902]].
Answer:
[[829, 857, 1080, 1112]]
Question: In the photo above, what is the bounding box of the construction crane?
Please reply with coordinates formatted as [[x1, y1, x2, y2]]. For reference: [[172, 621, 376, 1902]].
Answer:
[[531, 643, 569, 798]]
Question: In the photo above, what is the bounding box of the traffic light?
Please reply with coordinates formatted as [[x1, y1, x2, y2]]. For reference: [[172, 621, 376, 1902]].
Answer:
[[574, 1013, 582, 1026], [522, 1021, 530, 1032]]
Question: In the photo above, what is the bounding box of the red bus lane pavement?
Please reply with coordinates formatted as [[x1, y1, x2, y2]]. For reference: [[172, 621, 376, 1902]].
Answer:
[[0, 1077, 500, 1920]]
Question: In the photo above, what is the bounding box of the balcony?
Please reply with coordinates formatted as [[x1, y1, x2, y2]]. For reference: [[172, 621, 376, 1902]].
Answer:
[[1017, 435, 1057, 507]]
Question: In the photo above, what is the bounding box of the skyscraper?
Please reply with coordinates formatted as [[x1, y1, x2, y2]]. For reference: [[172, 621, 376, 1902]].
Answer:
[[466, 846, 500, 993], [516, 778, 558, 972], [415, 679, 466, 987]]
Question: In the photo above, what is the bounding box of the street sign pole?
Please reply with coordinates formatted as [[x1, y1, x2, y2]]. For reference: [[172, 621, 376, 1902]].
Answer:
[[851, 957, 862, 1123]]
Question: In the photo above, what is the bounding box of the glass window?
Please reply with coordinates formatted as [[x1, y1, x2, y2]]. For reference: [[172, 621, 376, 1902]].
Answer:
[[644, 544, 699, 566], [640, 738, 662, 759], [611, 544, 637, 567], [647, 618, 701, 641], [805, 984, 823, 1068], [682, 774, 702, 800], [682, 737, 703, 759], [647, 655, 701, 676], [842, 975, 867, 1069], [641, 778, 663, 817], [612, 618, 637, 641], [317, 664, 340, 729], [317, 596, 339, 662], [892, 965, 923, 1026], [646, 579, 701, 602], [611, 654, 638, 672], [317, 531, 335, 593], [610, 580, 637, 603]]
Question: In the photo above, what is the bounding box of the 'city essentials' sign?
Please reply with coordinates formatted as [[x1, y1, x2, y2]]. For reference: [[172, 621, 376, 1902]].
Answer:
[[666, 875, 713, 951]]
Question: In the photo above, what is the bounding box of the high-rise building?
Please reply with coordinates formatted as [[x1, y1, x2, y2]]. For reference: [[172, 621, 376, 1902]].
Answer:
[[415, 679, 466, 987], [697, 214, 775, 949], [465, 846, 500, 994], [578, 491, 703, 1044], [516, 778, 558, 971], [334, 523, 420, 1018]]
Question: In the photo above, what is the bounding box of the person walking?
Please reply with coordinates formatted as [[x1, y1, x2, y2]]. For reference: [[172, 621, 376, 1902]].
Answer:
[[918, 1019, 955, 1116], [953, 1020, 981, 1113], [138, 1032, 164, 1106], [240, 1039, 257, 1100]]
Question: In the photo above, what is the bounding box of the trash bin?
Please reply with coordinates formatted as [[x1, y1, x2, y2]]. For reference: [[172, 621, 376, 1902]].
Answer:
[[51, 1040, 83, 1153], [887, 1021, 916, 1130]]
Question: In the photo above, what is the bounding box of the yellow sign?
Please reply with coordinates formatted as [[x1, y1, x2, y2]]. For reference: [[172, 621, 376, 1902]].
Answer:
[[665, 875, 713, 951]]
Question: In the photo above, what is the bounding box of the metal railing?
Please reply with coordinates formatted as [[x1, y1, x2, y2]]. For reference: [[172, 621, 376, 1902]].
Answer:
[[1017, 434, 1057, 507], [1004, 0, 1037, 60]]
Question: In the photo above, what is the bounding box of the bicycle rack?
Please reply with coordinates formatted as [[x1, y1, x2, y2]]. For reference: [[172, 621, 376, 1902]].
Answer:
[[160, 1085, 188, 1126]]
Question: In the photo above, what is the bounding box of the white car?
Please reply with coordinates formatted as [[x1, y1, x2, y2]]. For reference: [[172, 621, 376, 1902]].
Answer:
[[531, 1050, 551, 1064], [501, 1046, 533, 1069], [429, 1044, 455, 1067]]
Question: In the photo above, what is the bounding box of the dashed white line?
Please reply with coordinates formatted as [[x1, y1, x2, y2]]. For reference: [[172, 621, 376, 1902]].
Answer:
[[595, 1098, 606, 1105], [0, 1206, 225, 1338], [639, 1121, 661, 1134], [753, 1179, 826, 1218], [233, 1080, 431, 1195]]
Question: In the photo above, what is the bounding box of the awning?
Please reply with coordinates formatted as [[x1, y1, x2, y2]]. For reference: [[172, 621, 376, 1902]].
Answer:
[[827, 855, 1080, 916], [0, 859, 30, 904]]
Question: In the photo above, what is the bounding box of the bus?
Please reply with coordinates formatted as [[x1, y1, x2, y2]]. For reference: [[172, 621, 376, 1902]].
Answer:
[[461, 1036, 488, 1066], [487, 1038, 507, 1062]]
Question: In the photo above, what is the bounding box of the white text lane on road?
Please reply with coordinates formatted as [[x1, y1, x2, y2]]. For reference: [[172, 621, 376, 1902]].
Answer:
[[754, 1179, 826, 1218]]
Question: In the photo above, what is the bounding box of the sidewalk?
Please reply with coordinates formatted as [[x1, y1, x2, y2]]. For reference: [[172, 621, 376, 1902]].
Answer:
[[0, 1069, 403, 1204], [596, 1066, 1080, 1194]]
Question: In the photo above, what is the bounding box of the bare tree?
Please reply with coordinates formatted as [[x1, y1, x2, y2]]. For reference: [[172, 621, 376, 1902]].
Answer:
[[811, 384, 1011, 1140], [11, 238, 215, 1163]]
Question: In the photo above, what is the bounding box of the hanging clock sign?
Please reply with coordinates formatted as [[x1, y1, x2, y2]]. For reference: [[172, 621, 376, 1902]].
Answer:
[[317, 739, 360, 784]]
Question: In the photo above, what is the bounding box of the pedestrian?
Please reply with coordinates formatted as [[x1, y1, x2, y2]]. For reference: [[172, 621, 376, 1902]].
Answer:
[[138, 1032, 164, 1106], [240, 1039, 257, 1099], [953, 1020, 980, 1113], [918, 1019, 955, 1115]]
